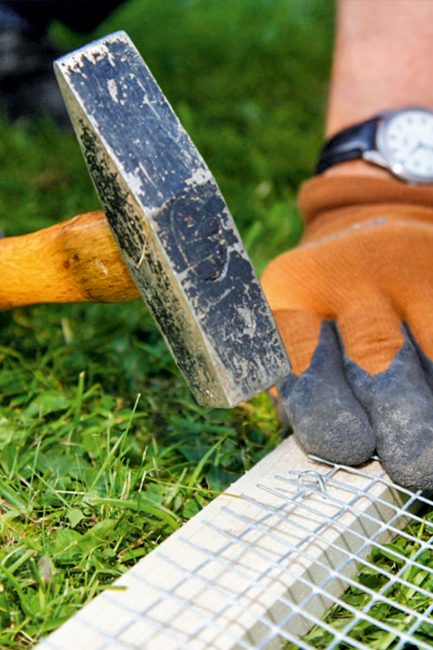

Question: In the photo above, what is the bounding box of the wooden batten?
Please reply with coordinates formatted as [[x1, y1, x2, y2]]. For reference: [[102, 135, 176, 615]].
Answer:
[[36, 436, 410, 650]]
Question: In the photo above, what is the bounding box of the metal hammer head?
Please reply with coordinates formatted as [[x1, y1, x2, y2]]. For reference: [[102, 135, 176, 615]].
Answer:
[[54, 31, 290, 408]]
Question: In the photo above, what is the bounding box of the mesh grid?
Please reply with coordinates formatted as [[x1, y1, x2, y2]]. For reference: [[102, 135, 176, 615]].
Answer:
[[36, 440, 433, 650]]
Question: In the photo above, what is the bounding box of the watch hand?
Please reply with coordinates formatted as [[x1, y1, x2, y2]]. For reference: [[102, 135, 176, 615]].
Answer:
[[412, 143, 433, 155], [410, 142, 423, 155]]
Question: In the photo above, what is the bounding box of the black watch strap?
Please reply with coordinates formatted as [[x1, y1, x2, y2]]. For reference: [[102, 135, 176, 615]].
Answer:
[[315, 116, 381, 174]]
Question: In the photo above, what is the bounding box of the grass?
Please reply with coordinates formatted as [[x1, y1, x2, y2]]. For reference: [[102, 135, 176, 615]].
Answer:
[[288, 507, 433, 649], [0, 0, 333, 645], [3, 3, 433, 648]]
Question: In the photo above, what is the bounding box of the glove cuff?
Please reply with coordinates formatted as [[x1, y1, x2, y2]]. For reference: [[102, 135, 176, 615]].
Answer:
[[298, 176, 433, 241]]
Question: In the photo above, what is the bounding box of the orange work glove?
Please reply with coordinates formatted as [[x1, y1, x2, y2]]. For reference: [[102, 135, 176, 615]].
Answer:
[[261, 175, 433, 491]]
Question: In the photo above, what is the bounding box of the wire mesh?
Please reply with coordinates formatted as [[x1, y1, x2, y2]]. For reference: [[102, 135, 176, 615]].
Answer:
[[36, 443, 433, 650]]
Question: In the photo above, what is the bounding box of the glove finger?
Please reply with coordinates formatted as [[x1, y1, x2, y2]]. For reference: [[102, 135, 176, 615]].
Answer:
[[270, 309, 322, 425], [277, 320, 375, 466], [342, 326, 433, 492], [273, 309, 322, 376], [404, 298, 433, 388], [337, 296, 403, 375]]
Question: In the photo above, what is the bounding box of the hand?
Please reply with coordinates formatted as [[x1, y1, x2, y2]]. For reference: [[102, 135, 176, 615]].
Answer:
[[261, 175, 433, 491]]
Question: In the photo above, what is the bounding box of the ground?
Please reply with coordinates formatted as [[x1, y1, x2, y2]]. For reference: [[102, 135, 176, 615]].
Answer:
[[0, 0, 333, 646]]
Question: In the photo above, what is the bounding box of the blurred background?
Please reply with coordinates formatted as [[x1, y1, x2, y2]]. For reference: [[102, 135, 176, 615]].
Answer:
[[0, 0, 333, 266], [0, 1, 334, 645]]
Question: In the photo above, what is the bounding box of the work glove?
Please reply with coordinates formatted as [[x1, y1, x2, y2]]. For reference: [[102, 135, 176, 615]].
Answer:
[[261, 175, 433, 491]]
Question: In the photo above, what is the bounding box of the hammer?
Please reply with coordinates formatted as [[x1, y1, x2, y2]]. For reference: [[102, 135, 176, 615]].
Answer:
[[1, 31, 291, 409]]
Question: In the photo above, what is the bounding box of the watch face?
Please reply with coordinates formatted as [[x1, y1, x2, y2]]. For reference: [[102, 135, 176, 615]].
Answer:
[[378, 109, 433, 183]]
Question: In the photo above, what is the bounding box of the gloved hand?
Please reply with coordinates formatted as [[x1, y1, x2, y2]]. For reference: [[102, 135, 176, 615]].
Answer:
[[261, 175, 433, 491]]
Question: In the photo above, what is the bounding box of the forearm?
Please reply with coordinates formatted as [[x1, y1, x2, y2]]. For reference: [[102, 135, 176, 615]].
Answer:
[[325, 0, 433, 178]]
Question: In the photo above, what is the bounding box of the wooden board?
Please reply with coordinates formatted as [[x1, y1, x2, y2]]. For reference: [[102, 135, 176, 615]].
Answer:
[[36, 436, 408, 650]]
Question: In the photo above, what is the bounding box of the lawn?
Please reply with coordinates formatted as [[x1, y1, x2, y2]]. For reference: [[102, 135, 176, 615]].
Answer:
[[0, 0, 333, 646]]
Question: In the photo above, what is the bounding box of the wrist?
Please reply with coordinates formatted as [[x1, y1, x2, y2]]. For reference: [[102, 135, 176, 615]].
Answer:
[[298, 175, 433, 240], [323, 159, 393, 181], [317, 108, 433, 184]]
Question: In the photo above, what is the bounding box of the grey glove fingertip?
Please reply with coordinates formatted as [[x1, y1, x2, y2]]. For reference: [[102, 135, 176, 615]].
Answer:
[[343, 328, 433, 492], [278, 321, 376, 466]]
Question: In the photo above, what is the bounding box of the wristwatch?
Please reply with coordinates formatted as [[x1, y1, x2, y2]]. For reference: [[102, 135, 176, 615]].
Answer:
[[316, 107, 433, 183]]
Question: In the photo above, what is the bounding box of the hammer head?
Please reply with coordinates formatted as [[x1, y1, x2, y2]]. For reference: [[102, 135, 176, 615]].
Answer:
[[54, 31, 290, 408]]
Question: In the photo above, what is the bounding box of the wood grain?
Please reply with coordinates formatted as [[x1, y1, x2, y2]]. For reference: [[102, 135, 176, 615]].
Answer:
[[0, 211, 139, 309]]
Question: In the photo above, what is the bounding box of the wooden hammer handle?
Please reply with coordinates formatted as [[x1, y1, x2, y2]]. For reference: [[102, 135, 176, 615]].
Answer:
[[0, 211, 140, 309]]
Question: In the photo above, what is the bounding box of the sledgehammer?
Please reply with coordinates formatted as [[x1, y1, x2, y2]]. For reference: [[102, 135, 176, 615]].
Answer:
[[0, 31, 290, 408]]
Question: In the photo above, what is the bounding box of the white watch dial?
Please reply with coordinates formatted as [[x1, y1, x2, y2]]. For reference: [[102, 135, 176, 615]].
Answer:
[[380, 109, 433, 182]]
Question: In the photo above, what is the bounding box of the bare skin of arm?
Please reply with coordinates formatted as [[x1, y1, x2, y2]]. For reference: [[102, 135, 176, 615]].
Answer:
[[326, 0, 433, 179]]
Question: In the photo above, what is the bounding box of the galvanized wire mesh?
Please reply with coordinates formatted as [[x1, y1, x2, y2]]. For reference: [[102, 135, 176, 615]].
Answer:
[[37, 448, 433, 650]]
